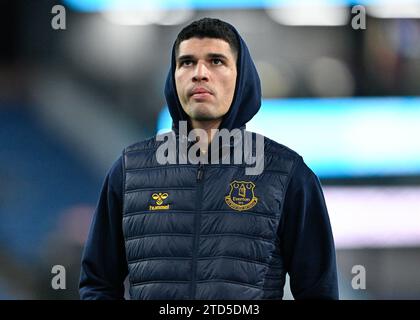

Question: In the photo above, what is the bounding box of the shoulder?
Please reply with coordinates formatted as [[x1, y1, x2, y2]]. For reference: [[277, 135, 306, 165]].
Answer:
[[123, 131, 177, 153], [123, 135, 161, 153], [263, 135, 301, 159], [250, 132, 302, 174], [253, 132, 321, 186]]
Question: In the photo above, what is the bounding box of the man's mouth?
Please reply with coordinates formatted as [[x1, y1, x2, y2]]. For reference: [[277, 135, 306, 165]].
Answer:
[[190, 87, 213, 99]]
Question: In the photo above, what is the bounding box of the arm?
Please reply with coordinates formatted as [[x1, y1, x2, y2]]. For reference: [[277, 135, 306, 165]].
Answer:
[[279, 157, 339, 300], [79, 156, 128, 300]]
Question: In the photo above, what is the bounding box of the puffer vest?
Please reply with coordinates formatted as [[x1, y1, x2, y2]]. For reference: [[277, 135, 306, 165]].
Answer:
[[122, 130, 299, 300]]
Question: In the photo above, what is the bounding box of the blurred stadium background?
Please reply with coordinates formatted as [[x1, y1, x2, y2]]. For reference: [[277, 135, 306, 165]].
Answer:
[[1, 0, 420, 299]]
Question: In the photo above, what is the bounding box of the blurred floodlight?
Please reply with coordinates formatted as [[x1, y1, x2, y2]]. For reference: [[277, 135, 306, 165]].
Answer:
[[65, 15, 155, 80], [307, 57, 355, 96], [101, 7, 194, 26], [255, 61, 295, 98], [266, 4, 349, 26], [101, 7, 166, 26], [68, 0, 194, 25], [366, 2, 420, 19], [159, 9, 195, 26]]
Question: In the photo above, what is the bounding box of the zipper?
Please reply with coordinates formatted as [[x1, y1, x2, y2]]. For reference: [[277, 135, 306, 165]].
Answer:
[[191, 163, 205, 299], [196, 164, 204, 182]]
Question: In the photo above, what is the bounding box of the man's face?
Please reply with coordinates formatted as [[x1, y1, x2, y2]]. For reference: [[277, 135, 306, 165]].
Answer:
[[174, 37, 237, 123]]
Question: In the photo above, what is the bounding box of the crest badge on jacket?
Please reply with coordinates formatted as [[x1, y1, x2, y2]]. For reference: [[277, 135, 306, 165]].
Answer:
[[225, 180, 258, 211]]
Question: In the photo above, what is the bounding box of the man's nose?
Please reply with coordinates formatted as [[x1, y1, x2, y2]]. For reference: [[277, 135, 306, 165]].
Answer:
[[192, 62, 209, 82]]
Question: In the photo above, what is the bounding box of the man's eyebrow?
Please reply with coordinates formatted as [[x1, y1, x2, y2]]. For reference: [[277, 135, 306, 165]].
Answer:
[[207, 53, 229, 60], [177, 54, 194, 62], [176, 53, 230, 62]]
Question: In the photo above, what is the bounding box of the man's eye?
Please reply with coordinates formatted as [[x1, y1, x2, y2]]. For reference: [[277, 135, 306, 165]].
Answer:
[[212, 59, 223, 65], [180, 60, 193, 66]]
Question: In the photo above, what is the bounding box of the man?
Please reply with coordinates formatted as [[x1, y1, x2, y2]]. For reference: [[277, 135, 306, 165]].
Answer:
[[79, 18, 339, 300]]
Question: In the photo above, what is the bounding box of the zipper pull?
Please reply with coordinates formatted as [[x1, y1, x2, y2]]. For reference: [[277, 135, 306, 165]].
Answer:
[[197, 164, 204, 182]]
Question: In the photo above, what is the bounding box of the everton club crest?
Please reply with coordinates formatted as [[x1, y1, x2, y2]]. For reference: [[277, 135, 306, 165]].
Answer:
[[225, 180, 258, 211]]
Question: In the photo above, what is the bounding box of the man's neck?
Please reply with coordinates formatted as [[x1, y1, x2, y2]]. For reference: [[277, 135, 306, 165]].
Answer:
[[190, 118, 222, 144]]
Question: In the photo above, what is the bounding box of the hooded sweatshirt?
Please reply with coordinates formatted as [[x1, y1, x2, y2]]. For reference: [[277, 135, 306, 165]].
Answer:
[[79, 22, 338, 300]]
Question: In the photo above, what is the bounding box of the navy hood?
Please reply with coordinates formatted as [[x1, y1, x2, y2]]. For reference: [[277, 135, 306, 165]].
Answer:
[[164, 22, 261, 133]]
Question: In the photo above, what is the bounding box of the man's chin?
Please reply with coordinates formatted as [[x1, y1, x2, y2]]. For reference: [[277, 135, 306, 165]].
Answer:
[[191, 115, 220, 122], [189, 108, 219, 122]]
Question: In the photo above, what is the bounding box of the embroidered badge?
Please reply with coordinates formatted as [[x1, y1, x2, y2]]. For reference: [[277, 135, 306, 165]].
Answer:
[[149, 192, 170, 211], [225, 180, 258, 211]]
